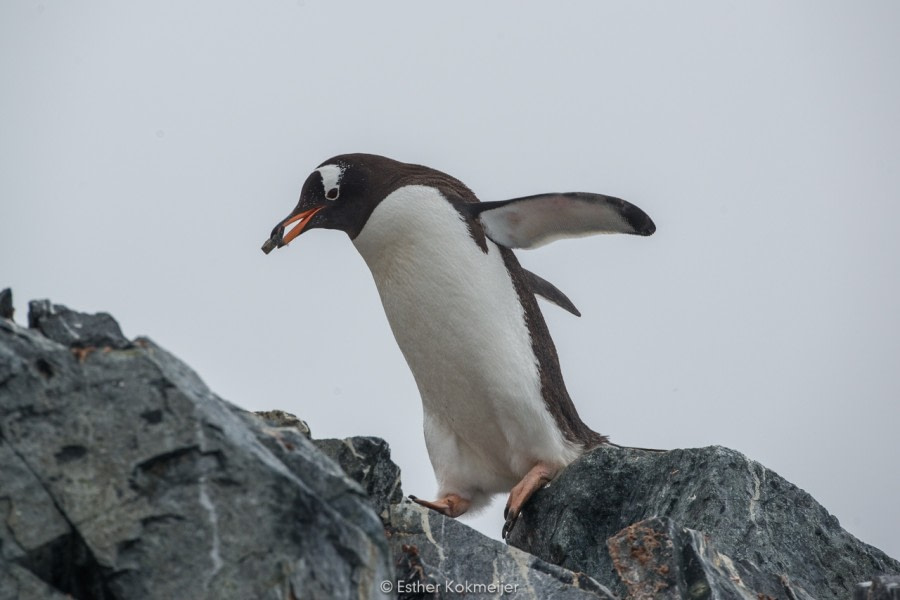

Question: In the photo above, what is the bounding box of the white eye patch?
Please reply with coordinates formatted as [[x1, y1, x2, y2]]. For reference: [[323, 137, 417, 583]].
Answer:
[[317, 164, 345, 201]]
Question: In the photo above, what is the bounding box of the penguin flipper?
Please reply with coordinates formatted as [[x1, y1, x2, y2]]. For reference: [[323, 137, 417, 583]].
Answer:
[[472, 193, 655, 249], [523, 269, 581, 317]]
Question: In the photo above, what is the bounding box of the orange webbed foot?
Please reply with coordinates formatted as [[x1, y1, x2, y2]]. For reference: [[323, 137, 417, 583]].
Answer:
[[503, 462, 555, 539], [408, 493, 472, 518]]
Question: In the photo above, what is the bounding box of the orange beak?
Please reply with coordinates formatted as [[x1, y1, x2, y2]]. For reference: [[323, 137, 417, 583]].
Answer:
[[281, 206, 325, 245], [261, 205, 325, 254]]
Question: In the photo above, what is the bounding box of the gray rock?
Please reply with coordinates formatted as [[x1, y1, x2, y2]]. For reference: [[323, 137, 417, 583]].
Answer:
[[385, 500, 617, 599], [855, 576, 900, 600], [0, 563, 73, 600], [315, 435, 622, 599], [27, 299, 130, 349], [607, 516, 814, 600], [0, 289, 12, 320], [507, 446, 900, 600], [253, 409, 312, 437], [0, 440, 71, 564], [314, 436, 403, 521], [0, 305, 391, 599]]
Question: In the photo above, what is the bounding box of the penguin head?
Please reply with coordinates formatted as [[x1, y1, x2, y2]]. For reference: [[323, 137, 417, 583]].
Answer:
[[262, 154, 387, 253]]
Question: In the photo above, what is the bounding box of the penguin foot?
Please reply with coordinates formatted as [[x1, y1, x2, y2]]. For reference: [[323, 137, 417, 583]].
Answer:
[[408, 493, 471, 518], [502, 462, 555, 539]]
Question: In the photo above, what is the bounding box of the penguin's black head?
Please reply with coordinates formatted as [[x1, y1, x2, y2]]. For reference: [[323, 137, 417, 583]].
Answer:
[[262, 154, 390, 254]]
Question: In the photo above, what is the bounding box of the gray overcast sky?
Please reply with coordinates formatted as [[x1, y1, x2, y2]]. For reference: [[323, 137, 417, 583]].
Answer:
[[3, 2, 899, 559]]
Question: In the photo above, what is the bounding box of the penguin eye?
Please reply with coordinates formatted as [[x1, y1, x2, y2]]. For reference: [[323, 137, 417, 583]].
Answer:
[[326, 187, 339, 201]]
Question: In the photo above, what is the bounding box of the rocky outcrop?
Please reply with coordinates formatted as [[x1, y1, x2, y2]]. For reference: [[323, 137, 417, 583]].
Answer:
[[1, 296, 391, 599], [385, 501, 616, 600], [315, 434, 615, 599], [854, 576, 900, 600], [2, 292, 898, 599], [506, 445, 900, 600], [313, 437, 403, 522], [0, 289, 12, 320], [606, 516, 816, 599]]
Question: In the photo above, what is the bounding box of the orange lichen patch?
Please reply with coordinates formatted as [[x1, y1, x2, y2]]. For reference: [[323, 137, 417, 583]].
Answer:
[[608, 520, 679, 598], [626, 525, 664, 566], [71, 346, 95, 363]]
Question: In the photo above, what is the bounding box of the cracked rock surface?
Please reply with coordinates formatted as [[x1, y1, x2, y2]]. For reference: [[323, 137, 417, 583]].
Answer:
[[316, 435, 616, 599], [0, 298, 391, 599], [507, 445, 900, 600], [317, 433, 616, 598], [385, 500, 617, 599], [314, 436, 404, 522]]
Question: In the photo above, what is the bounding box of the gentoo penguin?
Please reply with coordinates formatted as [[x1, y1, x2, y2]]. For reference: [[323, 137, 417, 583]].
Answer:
[[262, 153, 654, 537]]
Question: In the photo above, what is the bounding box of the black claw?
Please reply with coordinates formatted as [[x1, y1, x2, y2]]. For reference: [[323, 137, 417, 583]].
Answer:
[[502, 514, 518, 540], [408, 494, 419, 502]]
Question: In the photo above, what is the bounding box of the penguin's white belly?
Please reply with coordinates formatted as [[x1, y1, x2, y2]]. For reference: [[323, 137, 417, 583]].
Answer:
[[352, 185, 579, 500]]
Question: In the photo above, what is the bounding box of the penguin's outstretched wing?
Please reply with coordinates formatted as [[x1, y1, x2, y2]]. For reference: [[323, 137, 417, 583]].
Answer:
[[522, 269, 581, 317], [470, 193, 655, 249]]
